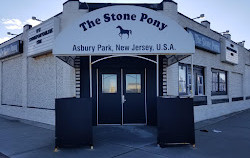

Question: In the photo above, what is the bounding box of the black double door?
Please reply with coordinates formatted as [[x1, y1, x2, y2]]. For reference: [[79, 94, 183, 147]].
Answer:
[[98, 67, 146, 125]]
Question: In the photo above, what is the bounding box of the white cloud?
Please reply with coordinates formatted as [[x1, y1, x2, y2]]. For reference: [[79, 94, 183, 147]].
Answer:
[[0, 37, 11, 44], [1, 18, 41, 31], [1, 19, 23, 30], [5, 25, 23, 30], [2, 19, 22, 26], [25, 19, 41, 27]]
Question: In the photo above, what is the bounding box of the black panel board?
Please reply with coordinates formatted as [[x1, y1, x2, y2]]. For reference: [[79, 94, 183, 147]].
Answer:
[[212, 98, 229, 104], [80, 57, 90, 98], [55, 98, 93, 148], [232, 97, 244, 102], [98, 68, 122, 124], [123, 68, 146, 124], [157, 97, 195, 146], [193, 96, 207, 106]]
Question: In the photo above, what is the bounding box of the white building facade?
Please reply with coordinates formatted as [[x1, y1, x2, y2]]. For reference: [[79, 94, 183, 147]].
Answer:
[[0, 0, 250, 125]]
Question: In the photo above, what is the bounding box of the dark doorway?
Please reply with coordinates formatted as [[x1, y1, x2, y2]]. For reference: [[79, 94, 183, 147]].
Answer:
[[123, 68, 146, 124], [98, 68, 122, 124], [83, 56, 157, 125], [98, 67, 146, 124]]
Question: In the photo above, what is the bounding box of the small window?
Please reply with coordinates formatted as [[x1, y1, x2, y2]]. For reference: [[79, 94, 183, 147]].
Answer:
[[219, 73, 226, 92], [212, 72, 219, 92], [179, 65, 187, 94], [211, 69, 227, 95], [187, 74, 193, 95], [197, 75, 204, 95], [126, 74, 141, 93], [102, 74, 117, 93], [179, 64, 205, 96]]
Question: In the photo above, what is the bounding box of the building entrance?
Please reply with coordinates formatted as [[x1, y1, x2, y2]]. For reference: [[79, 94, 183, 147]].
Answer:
[[98, 67, 146, 125]]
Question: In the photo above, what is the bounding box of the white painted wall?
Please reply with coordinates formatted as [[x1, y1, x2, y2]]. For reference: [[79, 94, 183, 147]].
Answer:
[[231, 72, 243, 98], [27, 54, 56, 109], [245, 65, 250, 97], [194, 100, 250, 122], [0, 54, 75, 125], [166, 63, 179, 96], [2, 57, 23, 106]]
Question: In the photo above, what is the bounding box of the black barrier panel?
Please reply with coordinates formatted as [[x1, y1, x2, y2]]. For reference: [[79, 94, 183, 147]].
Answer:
[[157, 97, 195, 147], [55, 98, 93, 148]]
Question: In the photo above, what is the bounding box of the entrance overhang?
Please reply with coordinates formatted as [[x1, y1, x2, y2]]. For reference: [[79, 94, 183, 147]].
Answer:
[[91, 55, 157, 65], [53, 5, 196, 97], [53, 5, 195, 56], [53, 4, 196, 147]]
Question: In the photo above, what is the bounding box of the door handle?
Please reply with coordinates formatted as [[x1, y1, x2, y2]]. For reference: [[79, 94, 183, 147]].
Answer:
[[122, 95, 126, 104]]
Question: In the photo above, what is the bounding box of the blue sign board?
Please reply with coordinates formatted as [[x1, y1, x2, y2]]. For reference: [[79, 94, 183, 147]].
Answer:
[[0, 40, 23, 59], [187, 28, 221, 54]]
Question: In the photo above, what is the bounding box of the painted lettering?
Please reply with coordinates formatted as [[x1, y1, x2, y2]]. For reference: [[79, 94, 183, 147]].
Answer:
[[79, 12, 167, 32], [140, 13, 167, 31]]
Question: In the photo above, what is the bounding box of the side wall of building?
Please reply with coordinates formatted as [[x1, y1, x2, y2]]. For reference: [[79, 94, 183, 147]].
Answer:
[[164, 12, 250, 122], [0, 27, 75, 125], [0, 55, 75, 125]]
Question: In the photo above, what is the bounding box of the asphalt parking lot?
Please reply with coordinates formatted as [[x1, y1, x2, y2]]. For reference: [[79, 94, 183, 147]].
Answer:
[[0, 109, 250, 158]]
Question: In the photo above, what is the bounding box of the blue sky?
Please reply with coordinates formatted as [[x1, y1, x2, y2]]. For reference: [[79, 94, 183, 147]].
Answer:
[[0, 0, 249, 49]]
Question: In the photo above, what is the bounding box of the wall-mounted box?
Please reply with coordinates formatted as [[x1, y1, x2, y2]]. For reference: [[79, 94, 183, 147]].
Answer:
[[28, 17, 60, 57], [221, 39, 238, 65]]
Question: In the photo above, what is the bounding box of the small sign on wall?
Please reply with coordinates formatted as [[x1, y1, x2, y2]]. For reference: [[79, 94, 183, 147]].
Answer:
[[221, 39, 238, 65], [28, 17, 60, 57], [187, 28, 221, 54], [0, 40, 23, 59]]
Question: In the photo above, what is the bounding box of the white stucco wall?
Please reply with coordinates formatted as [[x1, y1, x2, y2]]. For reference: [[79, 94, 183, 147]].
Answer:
[[27, 54, 56, 109], [0, 54, 75, 125], [194, 100, 250, 122], [166, 63, 179, 96], [245, 65, 250, 97], [230, 72, 243, 98], [2, 57, 23, 106], [55, 58, 76, 99]]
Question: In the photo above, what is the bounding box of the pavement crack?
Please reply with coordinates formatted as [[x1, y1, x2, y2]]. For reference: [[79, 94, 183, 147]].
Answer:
[[8, 144, 52, 157], [111, 148, 138, 158]]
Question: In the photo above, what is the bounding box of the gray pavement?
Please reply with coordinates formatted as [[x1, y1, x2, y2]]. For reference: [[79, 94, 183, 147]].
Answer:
[[1, 109, 250, 158]]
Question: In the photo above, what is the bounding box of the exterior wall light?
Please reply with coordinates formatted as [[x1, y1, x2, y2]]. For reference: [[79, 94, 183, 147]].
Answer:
[[7, 32, 17, 36], [192, 14, 205, 20], [221, 30, 230, 34], [32, 16, 43, 22]]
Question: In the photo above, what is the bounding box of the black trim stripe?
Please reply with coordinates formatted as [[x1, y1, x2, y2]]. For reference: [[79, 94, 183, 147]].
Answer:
[[212, 98, 229, 104], [232, 97, 244, 102], [226, 47, 237, 53], [27, 106, 55, 110], [246, 96, 250, 100], [1, 104, 23, 107], [193, 96, 207, 106]]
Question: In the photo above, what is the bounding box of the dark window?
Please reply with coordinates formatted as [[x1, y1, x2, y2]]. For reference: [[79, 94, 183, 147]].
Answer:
[[211, 69, 227, 95], [126, 74, 141, 93], [102, 74, 117, 93]]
